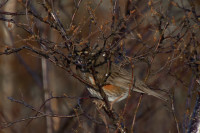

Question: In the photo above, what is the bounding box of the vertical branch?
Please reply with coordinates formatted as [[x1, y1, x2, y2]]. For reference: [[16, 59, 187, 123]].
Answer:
[[111, 0, 119, 31], [183, 74, 196, 132], [187, 94, 200, 133], [170, 92, 180, 133], [0, 0, 16, 128], [40, 1, 54, 130], [41, 49, 54, 133], [131, 94, 143, 133]]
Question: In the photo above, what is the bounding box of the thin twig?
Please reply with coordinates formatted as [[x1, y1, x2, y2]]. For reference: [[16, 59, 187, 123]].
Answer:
[[131, 94, 143, 133]]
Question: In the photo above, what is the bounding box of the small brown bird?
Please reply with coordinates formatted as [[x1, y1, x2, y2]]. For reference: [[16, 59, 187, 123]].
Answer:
[[80, 63, 168, 103]]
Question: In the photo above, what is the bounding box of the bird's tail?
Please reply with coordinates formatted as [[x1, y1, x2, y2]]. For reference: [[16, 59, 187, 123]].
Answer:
[[134, 80, 168, 102]]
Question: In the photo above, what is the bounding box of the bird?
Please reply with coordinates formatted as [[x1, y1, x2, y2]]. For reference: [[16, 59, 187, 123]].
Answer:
[[79, 63, 168, 103]]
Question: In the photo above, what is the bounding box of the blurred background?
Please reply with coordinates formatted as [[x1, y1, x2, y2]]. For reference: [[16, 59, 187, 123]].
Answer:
[[0, 0, 200, 133]]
